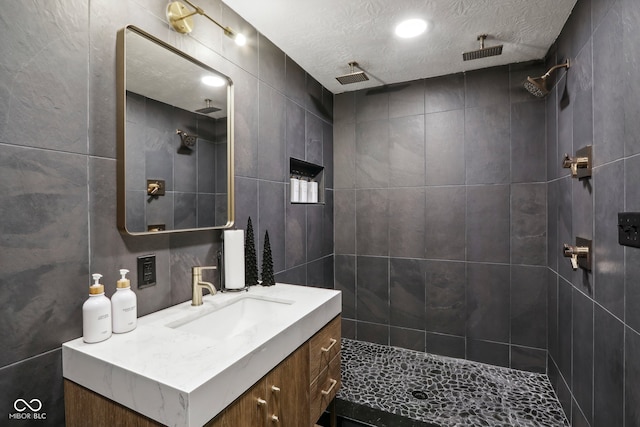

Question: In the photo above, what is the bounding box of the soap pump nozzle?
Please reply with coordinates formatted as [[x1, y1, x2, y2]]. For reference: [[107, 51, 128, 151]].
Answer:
[[90, 273, 104, 295], [117, 269, 131, 289]]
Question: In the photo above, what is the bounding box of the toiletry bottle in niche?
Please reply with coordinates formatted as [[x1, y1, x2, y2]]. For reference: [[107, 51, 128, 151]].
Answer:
[[82, 273, 112, 343], [309, 179, 318, 203], [111, 269, 137, 333], [300, 177, 308, 203], [290, 175, 300, 202]]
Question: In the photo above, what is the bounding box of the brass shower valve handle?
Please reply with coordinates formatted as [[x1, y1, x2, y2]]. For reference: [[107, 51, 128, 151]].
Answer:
[[146, 179, 166, 196], [563, 243, 589, 270], [561, 146, 592, 179], [562, 153, 589, 177]]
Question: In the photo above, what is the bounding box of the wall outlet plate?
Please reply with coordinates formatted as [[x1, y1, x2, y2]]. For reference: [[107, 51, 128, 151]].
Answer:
[[619, 212, 640, 248], [137, 254, 156, 288]]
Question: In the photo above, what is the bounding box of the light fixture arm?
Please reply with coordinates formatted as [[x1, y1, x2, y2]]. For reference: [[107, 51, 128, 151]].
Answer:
[[181, 0, 226, 32], [167, 1, 245, 45]]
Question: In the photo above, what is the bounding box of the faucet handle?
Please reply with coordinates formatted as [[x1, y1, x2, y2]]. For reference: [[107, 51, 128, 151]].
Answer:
[[562, 243, 589, 270]]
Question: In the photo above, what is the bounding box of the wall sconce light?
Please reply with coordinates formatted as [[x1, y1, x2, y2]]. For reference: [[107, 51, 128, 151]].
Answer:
[[166, 0, 247, 46]]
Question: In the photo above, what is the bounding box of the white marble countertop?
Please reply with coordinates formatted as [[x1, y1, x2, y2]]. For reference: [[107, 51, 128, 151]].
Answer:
[[62, 283, 341, 427]]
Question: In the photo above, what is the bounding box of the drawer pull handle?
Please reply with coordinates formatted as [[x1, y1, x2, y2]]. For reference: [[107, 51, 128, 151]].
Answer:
[[321, 379, 338, 396], [321, 338, 337, 353], [271, 414, 280, 423], [271, 385, 280, 393], [257, 398, 267, 407]]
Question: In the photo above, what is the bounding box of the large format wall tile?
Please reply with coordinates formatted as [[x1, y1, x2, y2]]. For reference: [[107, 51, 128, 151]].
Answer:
[[511, 183, 547, 266], [0, 145, 88, 366], [594, 161, 624, 318], [510, 265, 547, 349], [356, 120, 389, 188], [511, 101, 546, 183], [0, 0, 89, 154], [424, 109, 465, 186], [356, 189, 389, 257], [466, 263, 510, 343], [572, 287, 594, 424], [466, 185, 510, 263], [356, 256, 389, 324], [593, 305, 624, 427], [465, 105, 510, 185], [389, 115, 425, 187], [425, 261, 466, 336], [424, 186, 466, 261], [389, 188, 426, 258], [390, 258, 425, 330], [258, 83, 286, 182], [0, 349, 64, 427]]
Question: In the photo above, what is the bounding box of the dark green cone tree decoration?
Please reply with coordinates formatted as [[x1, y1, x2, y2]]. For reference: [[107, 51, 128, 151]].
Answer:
[[245, 217, 259, 286], [261, 230, 275, 286]]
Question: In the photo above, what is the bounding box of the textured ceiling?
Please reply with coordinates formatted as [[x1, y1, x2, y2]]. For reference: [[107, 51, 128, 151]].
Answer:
[[222, 0, 578, 94]]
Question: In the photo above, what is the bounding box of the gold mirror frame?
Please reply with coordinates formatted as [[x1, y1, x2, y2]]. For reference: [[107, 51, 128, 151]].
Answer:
[[116, 25, 234, 235]]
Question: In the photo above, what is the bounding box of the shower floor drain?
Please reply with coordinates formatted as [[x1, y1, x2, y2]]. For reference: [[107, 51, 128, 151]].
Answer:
[[410, 390, 428, 400]]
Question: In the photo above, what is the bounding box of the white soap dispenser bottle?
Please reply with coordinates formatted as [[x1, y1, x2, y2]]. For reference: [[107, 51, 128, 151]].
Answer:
[[82, 273, 112, 343], [111, 269, 137, 333]]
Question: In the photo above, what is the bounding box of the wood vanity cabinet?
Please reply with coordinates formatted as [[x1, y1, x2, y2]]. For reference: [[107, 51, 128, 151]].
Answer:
[[64, 315, 341, 427], [208, 314, 341, 427]]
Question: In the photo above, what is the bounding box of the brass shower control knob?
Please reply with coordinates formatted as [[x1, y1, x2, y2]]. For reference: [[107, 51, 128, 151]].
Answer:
[[147, 179, 165, 196], [562, 154, 589, 176], [562, 145, 592, 179], [562, 243, 591, 270]]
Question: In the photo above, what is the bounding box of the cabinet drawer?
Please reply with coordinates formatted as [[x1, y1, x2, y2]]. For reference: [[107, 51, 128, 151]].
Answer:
[[309, 315, 341, 380], [310, 352, 340, 425]]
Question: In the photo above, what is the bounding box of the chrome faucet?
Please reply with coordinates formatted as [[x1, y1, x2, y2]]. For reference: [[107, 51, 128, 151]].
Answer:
[[192, 266, 217, 306]]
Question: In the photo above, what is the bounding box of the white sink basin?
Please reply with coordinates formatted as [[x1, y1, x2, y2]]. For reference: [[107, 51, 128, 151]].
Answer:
[[166, 295, 293, 339]]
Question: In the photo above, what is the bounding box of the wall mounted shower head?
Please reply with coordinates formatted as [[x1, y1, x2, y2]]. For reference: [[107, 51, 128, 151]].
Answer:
[[335, 62, 369, 85], [176, 129, 198, 154], [524, 59, 571, 98]]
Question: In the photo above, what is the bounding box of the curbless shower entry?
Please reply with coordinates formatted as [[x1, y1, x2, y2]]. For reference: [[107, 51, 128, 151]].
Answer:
[[334, 339, 570, 427]]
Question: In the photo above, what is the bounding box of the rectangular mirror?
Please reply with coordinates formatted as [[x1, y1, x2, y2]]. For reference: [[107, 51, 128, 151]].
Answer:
[[117, 25, 234, 235]]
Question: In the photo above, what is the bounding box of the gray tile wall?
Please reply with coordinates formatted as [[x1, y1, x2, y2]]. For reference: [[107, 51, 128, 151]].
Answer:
[[0, 0, 333, 424], [546, 0, 640, 425], [334, 63, 549, 373]]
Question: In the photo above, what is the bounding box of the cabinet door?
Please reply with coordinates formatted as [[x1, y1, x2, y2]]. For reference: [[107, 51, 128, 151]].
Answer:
[[265, 344, 310, 427], [207, 380, 266, 427]]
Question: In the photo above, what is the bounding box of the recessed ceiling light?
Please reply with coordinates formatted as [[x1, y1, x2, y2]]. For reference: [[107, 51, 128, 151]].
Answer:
[[201, 75, 226, 87], [395, 18, 428, 39]]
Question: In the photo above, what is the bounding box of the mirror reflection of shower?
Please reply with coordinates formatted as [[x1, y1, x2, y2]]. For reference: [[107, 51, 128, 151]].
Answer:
[[176, 129, 197, 154], [524, 59, 571, 98]]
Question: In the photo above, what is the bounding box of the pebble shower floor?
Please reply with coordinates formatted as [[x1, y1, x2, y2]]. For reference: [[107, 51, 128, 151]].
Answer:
[[338, 339, 570, 427]]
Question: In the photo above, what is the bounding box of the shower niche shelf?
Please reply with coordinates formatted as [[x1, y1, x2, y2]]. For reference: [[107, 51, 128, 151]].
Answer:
[[289, 157, 325, 205]]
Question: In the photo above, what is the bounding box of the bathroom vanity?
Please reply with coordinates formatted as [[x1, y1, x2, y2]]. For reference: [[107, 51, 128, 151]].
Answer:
[[62, 284, 341, 426]]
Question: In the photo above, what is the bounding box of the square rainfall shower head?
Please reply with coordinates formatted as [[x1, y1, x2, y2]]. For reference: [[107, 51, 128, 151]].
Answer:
[[335, 71, 369, 85], [462, 44, 503, 61], [462, 34, 503, 61]]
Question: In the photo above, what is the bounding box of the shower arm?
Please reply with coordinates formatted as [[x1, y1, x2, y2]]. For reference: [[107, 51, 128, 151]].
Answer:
[[542, 59, 571, 79]]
